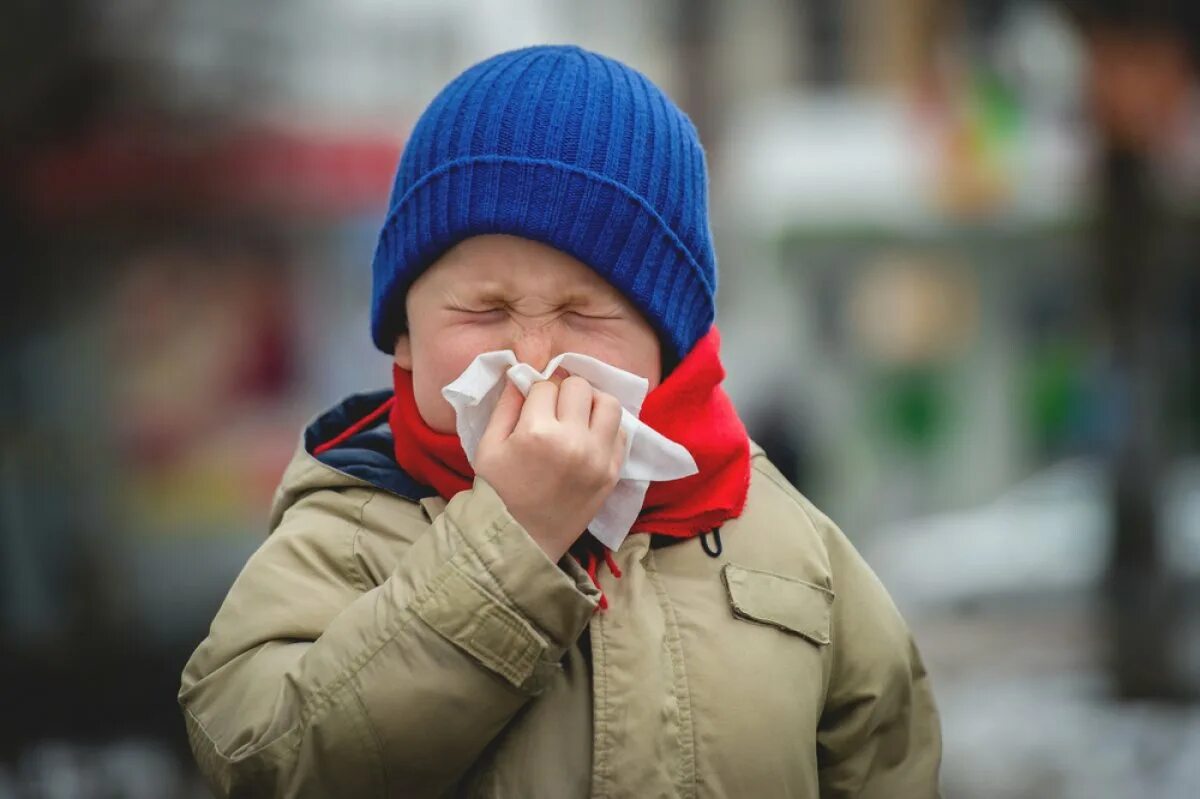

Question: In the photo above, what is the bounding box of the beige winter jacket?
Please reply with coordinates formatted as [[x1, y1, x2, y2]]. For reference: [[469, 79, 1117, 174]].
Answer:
[[180, 396, 941, 798]]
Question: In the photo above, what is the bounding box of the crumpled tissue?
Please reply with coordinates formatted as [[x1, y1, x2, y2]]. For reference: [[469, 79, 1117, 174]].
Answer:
[[442, 350, 697, 550]]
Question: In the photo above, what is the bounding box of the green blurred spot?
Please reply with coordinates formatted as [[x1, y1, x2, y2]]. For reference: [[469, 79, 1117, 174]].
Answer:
[[872, 368, 947, 454], [1023, 341, 1085, 452]]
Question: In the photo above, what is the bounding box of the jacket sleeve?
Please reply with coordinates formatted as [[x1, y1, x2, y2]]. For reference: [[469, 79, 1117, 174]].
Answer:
[[809, 502, 943, 799], [178, 477, 599, 798]]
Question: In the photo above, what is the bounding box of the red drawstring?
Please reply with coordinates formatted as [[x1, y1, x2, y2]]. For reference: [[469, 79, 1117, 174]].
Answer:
[[313, 397, 395, 456], [583, 551, 606, 610], [577, 547, 623, 611], [603, 548, 622, 578]]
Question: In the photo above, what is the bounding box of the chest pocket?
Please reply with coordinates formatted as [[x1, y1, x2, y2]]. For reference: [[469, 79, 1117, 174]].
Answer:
[[722, 563, 834, 647]]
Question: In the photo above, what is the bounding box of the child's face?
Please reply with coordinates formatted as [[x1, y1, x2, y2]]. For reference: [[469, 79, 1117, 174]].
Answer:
[[394, 234, 663, 433]]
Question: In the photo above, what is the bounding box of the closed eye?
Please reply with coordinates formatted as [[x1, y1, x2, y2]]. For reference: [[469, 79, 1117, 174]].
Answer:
[[566, 310, 621, 321], [451, 307, 506, 321]]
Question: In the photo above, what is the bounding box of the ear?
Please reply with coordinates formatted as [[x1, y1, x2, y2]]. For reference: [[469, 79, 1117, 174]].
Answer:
[[393, 332, 413, 370]]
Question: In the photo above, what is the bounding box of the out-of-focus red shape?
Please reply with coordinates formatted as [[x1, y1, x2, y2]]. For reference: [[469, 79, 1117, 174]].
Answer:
[[23, 122, 405, 220]]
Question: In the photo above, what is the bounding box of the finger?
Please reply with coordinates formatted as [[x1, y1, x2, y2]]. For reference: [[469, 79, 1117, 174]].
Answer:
[[480, 380, 524, 445], [556, 375, 594, 425], [589, 390, 623, 439], [608, 427, 629, 475], [516, 379, 559, 430]]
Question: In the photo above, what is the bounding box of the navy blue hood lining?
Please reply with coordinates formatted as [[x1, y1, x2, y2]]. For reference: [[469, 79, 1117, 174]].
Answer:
[[304, 389, 437, 502]]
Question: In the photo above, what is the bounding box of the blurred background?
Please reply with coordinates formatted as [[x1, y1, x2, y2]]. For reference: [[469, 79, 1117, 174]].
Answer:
[[1, 1, 1198, 796]]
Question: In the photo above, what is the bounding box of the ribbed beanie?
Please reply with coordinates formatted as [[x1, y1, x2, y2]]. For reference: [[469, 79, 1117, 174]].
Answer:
[[370, 44, 716, 362]]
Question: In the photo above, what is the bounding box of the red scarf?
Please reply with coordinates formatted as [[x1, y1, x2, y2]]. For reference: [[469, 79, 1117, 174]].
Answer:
[[317, 328, 750, 606], [392, 325, 748, 531]]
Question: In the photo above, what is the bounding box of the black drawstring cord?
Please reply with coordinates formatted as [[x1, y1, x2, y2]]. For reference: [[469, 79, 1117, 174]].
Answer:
[[699, 527, 723, 558]]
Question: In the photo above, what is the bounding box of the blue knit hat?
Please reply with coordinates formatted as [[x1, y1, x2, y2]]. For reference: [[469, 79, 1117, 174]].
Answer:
[[370, 44, 716, 361]]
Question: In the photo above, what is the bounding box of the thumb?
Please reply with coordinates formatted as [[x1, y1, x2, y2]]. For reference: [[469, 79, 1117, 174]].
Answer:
[[480, 379, 524, 446]]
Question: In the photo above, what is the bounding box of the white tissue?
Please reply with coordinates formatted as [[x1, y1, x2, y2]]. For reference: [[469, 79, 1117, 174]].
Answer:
[[441, 350, 698, 550]]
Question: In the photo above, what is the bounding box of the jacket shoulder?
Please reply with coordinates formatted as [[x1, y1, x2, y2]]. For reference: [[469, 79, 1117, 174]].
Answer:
[[729, 446, 889, 596], [718, 446, 837, 591], [273, 479, 429, 536]]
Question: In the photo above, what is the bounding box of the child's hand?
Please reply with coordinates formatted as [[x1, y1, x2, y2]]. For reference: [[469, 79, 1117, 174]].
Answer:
[[475, 373, 627, 562]]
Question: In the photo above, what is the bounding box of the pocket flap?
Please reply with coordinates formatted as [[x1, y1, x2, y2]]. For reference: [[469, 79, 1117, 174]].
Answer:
[[722, 564, 834, 646]]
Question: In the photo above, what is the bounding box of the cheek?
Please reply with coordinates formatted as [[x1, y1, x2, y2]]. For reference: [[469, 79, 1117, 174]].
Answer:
[[414, 319, 501, 376], [621, 345, 662, 390], [410, 326, 506, 432]]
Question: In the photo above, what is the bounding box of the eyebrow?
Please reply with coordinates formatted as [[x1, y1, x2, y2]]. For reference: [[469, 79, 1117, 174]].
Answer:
[[445, 282, 506, 305], [473, 290, 510, 305]]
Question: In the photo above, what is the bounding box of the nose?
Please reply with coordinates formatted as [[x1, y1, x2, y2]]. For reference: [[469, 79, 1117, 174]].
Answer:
[[510, 324, 556, 370]]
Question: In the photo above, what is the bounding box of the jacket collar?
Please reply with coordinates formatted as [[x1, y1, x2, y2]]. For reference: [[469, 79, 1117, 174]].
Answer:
[[303, 389, 437, 502]]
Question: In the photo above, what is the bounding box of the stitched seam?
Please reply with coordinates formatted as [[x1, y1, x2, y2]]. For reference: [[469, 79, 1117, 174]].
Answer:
[[725, 564, 835, 601], [448, 512, 526, 611], [469, 607, 538, 686], [589, 616, 611, 799], [183, 704, 275, 792], [347, 492, 376, 593], [727, 606, 831, 646], [432, 497, 564, 677], [349, 677, 390, 794], [427, 560, 543, 687], [380, 154, 713, 295], [182, 708, 235, 790], [450, 510, 564, 646], [724, 565, 833, 646], [647, 549, 697, 799], [183, 701, 303, 765]]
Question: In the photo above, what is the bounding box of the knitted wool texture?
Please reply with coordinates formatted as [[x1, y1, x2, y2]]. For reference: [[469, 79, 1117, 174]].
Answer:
[[370, 44, 717, 361]]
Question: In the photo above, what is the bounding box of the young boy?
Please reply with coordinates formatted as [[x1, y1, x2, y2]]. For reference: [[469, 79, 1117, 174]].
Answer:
[[180, 45, 942, 798]]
